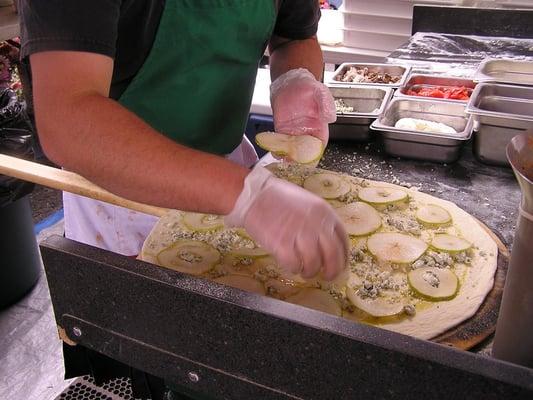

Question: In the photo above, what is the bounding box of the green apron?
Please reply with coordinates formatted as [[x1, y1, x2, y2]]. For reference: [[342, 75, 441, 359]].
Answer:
[[119, 0, 276, 155], [119, 1, 275, 398]]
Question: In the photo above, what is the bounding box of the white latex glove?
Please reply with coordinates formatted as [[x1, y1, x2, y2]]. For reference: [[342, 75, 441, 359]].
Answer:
[[225, 166, 348, 280], [270, 68, 336, 146]]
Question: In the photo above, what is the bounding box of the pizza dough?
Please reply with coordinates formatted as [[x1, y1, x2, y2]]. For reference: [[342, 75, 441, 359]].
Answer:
[[140, 163, 498, 340]]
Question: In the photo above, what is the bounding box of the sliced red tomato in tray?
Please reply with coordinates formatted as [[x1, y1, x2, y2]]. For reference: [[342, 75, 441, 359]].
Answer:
[[405, 85, 472, 101]]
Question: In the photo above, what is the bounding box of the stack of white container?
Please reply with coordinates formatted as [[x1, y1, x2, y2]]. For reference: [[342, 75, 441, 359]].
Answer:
[[341, 0, 461, 52]]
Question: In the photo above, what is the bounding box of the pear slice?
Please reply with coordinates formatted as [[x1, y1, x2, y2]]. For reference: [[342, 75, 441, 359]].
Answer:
[[416, 204, 452, 226], [336, 202, 382, 236], [219, 254, 275, 276], [328, 199, 346, 209], [265, 163, 305, 185], [213, 275, 266, 295], [358, 186, 408, 205], [367, 232, 428, 264], [264, 279, 301, 299], [255, 132, 324, 164], [303, 173, 351, 199], [157, 240, 220, 275], [229, 247, 269, 258], [182, 212, 224, 232], [408, 267, 459, 301], [346, 287, 405, 317], [286, 288, 342, 316], [431, 234, 471, 253]]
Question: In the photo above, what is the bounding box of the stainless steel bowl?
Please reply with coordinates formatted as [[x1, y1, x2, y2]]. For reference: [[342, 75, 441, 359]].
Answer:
[[466, 82, 533, 166], [329, 85, 393, 141], [396, 74, 475, 103], [474, 58, 533, 86], [371, 98, 473, 163], [329, 63, 410, 88]]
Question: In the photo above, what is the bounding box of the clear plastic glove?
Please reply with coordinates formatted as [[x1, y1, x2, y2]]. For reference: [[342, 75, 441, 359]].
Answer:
[[270, 68, 336, 146], [225, 165, 348, 280]]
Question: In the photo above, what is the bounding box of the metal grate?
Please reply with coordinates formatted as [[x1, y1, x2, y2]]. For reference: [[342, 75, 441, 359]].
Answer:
[[55, 375, 142, 400]]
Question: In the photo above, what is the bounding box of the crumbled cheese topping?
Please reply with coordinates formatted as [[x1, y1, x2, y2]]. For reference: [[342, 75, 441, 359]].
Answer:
[[384, 214, 421, 235], [254, 265, 280, 282], [349, 247, 372, 266], [403, 304, 416, 316], [338, 190, 358, 203], [412, 251, 453, 270], [422, 270, 440, 288], [178, 251, 202, 263], [232, 257, 253, 267], [356, 270, 400, 299], [453, 251, 472, 264]]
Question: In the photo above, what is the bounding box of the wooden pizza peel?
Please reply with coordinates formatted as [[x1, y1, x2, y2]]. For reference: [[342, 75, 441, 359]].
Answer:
[[0, 154, 169, 217], [0, 153, 507, 350]]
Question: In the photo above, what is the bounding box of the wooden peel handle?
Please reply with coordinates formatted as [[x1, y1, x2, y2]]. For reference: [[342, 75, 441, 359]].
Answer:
[[0, 154, 169, 217]]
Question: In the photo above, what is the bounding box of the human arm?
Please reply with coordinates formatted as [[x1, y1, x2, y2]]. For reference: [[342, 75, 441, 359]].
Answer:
[[27, 0, 346, 278], [31, 51, 248, 215], [269, 34, 323, 82], [32, 51, 347, 279], [268, 36, 336, 145]]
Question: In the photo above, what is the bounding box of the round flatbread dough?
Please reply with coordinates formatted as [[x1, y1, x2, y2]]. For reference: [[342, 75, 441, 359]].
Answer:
[[140, 163, 498, 341]]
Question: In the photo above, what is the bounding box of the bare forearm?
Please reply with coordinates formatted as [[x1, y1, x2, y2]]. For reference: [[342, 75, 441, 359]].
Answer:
[[269, 36, 324, 82], [36, 93, 248, 215]]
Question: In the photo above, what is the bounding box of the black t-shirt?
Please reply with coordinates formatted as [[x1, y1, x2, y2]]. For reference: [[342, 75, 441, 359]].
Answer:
[[19, 0, 320, 99]]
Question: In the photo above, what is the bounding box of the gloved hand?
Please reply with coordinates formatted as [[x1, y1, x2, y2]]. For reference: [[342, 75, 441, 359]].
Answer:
[[270, 68, 336, 146], [225, 165, 348, 280]]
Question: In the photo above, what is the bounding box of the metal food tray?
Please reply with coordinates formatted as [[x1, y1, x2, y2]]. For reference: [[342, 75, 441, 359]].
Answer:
[[329, 63, 410, 88], [474, 58, 533, 86], [396, 74, 475, 102], [371, 98, 473, 163], [466, 82, 533, 166], [329, 85, 393, 141]]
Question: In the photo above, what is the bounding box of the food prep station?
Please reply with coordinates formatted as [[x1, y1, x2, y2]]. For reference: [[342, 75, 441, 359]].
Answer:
[[4, 8, 533, 400], [38, 54, 533, 400], [38, 134, 532, 399], [326, 58, 533, 166]]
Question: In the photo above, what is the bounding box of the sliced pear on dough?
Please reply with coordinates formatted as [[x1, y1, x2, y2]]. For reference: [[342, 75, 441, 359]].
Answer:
[[213, 275, 266, 295], [255, 132, 324, 164], [367, 232, 428, 264], [431, 234, 472, 253], [408, 267, 459, 301], [264, 163, 305, 185], [416, 204, 452, 226], [182, 212, 224, 232], [303, 173, 351, 199], [286, 288, 342, 316], [264, 279, 301, 299], [157, 240, 220, 275], [358, 186, 408, 205], [346, 287, 405, 317], [229, 246, 269, 258], [219, 254, 274, 276], [336, 202, 381, 236], [328, 199, 346, 208]]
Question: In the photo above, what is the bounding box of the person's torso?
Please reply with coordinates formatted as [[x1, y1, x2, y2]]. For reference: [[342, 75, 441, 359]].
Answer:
[[111, 0, 283, 100], [114, 0, 276, 154]]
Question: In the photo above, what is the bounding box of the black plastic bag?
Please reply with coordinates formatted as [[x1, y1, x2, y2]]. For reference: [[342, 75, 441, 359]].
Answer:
[[0, 88, 35, 207]]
